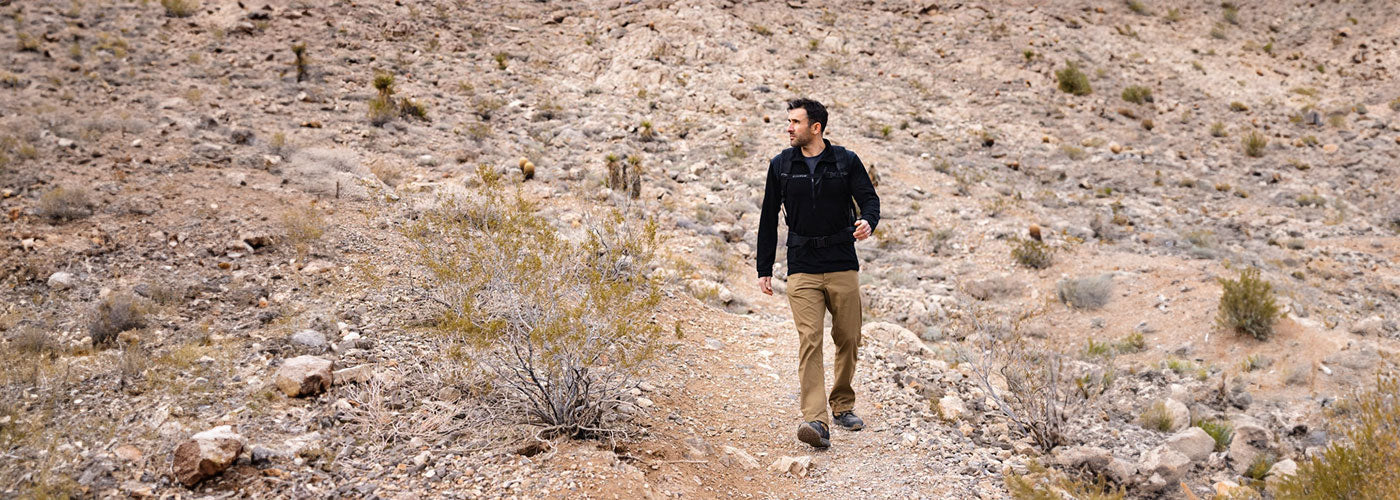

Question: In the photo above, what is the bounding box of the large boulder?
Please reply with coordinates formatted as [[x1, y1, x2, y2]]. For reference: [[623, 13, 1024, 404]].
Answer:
[[275, 355, 333, 397], [1228, 420, 1275, 474], [862, 321, 929, 355], [1053, 445, 1113, 471], [1265, 458, 1299, 494], [172, 426, 245, 487], [1138, 446, 1191, 492], [1165, 427, 1216, 462], [1161, 399, 1191, 432]]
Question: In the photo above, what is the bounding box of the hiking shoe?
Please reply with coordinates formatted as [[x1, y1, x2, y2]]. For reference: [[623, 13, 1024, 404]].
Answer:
[[796, 421, 831, 449], [833, 411, 865, 431]]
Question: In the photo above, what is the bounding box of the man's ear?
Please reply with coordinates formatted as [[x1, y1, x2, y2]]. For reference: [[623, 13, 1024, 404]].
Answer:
[[811, 122, 823, 136]]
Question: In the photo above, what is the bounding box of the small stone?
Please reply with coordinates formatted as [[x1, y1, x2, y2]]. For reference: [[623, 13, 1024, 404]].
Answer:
[[767, 455, 813, 477], [1349, 316, 1384, 336], [301, 260, 335, 275], [1109, 142, 1122, 154], [172, 426, 245, 487], [47, 271, 76, 290], [703, 338, 725, 350], [721, 446, 760, 469], [332, 365, 373, 385], [114, 445, 142, 462], [636, 397, 654, 408], [413, 451, 431, 467], [1265, 459, 1298, 494], [1228, 420, 1275, 473], [274, 356, 333, 397], [938, 394, 966, 422], [1052, 446, 1112, 471], [289, 330, 327, 349], [1138, 446, 1190, 492], [1322, 143, 1338, 153], [57, 138, 75, 148], [1162, 398, 1191, 432]]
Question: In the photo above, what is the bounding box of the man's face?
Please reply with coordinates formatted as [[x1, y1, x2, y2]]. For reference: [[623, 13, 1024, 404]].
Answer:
[[787, 108, 820, 147]]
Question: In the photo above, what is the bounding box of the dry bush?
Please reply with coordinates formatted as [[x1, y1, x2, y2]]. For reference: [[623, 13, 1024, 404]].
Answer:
[[36, 185, 95, 222], [1138, 400, 1174, 431], [1006, 461, 1124, 500], [1242, 130, 1268, 157], [280, 204, 326, 258], [965, 277, 1020, 301], [1121, 85, 1152, 104], [1276, 373, 1400, 498], [161, 0, 200, 17], [959, 308, 1073, 452], [10, 327, 59, 358], [88, 292, 145, 347], [369, 161, 404, 188], [1011, 237, 1053, 269], [404, 167, 663, 439], [1056, 274, 1113, 310], [1217, 267, 1279, 340]]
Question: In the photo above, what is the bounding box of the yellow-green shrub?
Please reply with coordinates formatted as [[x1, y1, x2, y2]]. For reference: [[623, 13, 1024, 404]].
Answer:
[[1216, 267, 1280, 340], [1275, 374, 1400, 499]]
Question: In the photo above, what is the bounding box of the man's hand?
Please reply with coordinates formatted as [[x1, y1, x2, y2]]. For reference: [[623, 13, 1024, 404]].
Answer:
[[758, 276, 773, 296], [853, 219, 872, 241]]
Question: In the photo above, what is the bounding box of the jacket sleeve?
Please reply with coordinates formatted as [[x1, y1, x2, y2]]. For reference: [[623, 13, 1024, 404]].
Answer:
[[756, 158, 781, 278], [847, 153, 880, 231]]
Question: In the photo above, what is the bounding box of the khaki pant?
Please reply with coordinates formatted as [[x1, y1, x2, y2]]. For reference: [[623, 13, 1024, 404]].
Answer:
[[786, 270, 862, 427]]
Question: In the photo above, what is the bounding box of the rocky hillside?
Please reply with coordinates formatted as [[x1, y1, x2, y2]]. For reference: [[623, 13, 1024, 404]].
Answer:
[[2, 0, 1398, 498]]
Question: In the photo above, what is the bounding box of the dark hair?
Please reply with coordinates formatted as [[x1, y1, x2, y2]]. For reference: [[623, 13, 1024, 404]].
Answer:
[[787, 98, 828, 134]]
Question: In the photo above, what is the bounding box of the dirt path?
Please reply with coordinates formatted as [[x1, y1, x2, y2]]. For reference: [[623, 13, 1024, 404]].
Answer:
[[623, 288, 1008, 499]]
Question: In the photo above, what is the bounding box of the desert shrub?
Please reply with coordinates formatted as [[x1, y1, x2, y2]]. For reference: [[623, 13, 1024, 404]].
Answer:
[[404, 168, 663, 438], [161, 0, 200, 17], [1244, 452, 1276, 481], [1011, 238, 1053, 269], [1121, 85, 1152, 104], [369, 161, 404, 188], [398, 98, 429, 121], [1242, 130, 1267, 157], [1115, 332, 1145, 353], [1056, 62, 1092, 96], [368, 96, 396, 127], [1230, 101, 1250, 112], [1139, 400, 1174, 431], [11, 327, 59, 357], [88, 292, 145, 347], [927, 227, 955, 255], [1125, 0, 1149, 15], [960, 310, 1073, 452], [966, 276, 1020, 301], [36, 185, 95, 222], [280, 204, 326, 258], [1210, 121, 1228, 137], [1006, 461, 1124, 500], [291, 43, 308, 82], [1275, 373, 1400, 499], [1217, 267, 1279, 340], [1056, 274, 1113, 310], [1194, 419, 1234, 452]]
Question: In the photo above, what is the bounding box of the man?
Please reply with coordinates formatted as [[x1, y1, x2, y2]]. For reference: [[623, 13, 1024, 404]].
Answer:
[[756, 98, 880, 449]]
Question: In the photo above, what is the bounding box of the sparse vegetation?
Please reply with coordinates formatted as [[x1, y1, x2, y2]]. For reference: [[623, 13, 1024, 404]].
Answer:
[[161, 0, 200, 18], [1125, 0, 1149, 16], [1056, 274, 1113, 310], [1011, 238, 1053, 269], [1121, 85, 1152, 104], [1139, 400, 1174, 431], [1244, 452, 1276, 481], [88, 292, 146, 347], [1217, 267, 1280, 340], [1006, 461, 1124, 500], [280, 203, 326, 258], [292, 43, 309, 82], [36, 185, 95, 222], [1210, 121, 1228, 137], [367, 72, 428, 125], [1056, 62, 1092, 96], [404, 168, 662, 438], [1242, 130, 1267, 157], [1276, 374, 1400, 499], [1195, 419, 1234, 452]]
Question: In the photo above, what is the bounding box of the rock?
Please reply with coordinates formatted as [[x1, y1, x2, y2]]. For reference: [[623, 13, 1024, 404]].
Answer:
[[1106, 458, 1137, 485], [1322, 143, 1338, 153], [1228, 420, 1275, 474], [1264, 458, 1298, 494], [1165, 427, 1215, 462], [938, 394, 966, 422], [721, 445, 760, 469], [767, 455, 813, 477], [1214, 480, 1256, 498], [289, 329, 327, 349], [47, 271, 76, 290], [332, 364, 373, 385], [1162, 398, 1191, 432], [1052, 446, 1112, 471], [172, 426, 245, 487], [113, 445, 143, 462], [862, 321, 930, 355], [275, 356, 333, 397], [1138, 446, 1191, 492], [301, 260, 335, 275], [250, 446, 278, 465], [1349, 316, 1384, 336], [57, 138, 75, 148]]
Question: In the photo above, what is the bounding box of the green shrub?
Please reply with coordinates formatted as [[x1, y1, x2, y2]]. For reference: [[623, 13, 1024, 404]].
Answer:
[[1121, 85, 1152, 104], [1217, 267, 1279, 340], [1011, 238, 1053, 269], [1056, 274, 1113, 310], [1056, 62, 1092, 96], [398, 98, 428, 121], [1242, 130, 1267, 157], [1244, 452, 1276, 481], [404, 170, 663, 438], [1125, 0, 1149, 15], [1210, 121, 1228, 137], [1116, 332, 1145, 353], [1195, 419, 1234, 452], [1275, 374, 1400, 499], [160, 0, 200, 17], [1139, 400, 1174, 432]]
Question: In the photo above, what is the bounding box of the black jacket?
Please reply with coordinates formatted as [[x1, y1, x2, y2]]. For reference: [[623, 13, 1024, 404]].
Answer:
[[756, 139, 880, 278]]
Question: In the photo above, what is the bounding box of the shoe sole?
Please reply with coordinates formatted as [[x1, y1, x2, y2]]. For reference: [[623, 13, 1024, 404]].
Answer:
[[797, 424, 830, 448], [835, 421, 864, 431]]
